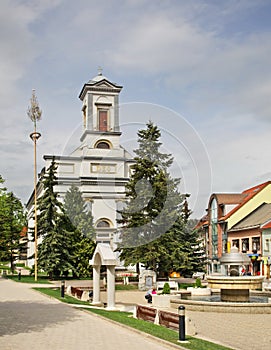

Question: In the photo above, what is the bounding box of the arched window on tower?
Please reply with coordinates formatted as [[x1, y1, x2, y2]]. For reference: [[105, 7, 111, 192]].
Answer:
[[95, 141, 110, 149], [96, 219, 111, 228]]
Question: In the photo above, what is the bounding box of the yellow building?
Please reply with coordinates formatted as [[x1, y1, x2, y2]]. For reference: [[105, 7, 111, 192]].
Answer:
[[200, 181, 271, 274]]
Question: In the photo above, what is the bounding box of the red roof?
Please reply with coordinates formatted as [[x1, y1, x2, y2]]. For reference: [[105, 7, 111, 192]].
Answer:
[[261, 220, 271, 230], [222, 181, 271, 220]]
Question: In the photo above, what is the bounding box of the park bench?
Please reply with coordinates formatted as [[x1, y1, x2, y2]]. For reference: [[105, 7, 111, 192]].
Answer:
[[156, 280, 179, 291]]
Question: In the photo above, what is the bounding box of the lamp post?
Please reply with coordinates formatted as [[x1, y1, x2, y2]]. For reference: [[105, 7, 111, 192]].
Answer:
[[28, 90, 42, 282]]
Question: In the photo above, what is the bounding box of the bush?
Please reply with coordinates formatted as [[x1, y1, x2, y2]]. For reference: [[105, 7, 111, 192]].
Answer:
[[162, 282, 171, 294], [195, 278, 202, 288], [16, 263, 25, 267]]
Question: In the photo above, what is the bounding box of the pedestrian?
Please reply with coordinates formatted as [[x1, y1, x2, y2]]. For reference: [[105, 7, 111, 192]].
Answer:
[[145, 288, 156, 303]]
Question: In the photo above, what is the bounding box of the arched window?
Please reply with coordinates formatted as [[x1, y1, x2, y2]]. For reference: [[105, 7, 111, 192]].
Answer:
[[96, 141, 110, 149], [96, 219, 111, 228]]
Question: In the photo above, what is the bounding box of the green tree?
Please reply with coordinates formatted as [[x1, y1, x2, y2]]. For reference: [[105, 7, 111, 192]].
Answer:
[[64, 184, 96, 277], [38, 215, 74, 278], [0, 175, 7, 261], [36, 158, 73, 278], [0, 176, 26, 270], [158, 214, 206, 277], [64, 184, 95, 239], [36, 159, 63, 239], [117, 121, 185, 274]]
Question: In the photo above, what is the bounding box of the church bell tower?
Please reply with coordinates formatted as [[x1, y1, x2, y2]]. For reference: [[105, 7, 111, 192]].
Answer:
[[78, 69, 123, 150]]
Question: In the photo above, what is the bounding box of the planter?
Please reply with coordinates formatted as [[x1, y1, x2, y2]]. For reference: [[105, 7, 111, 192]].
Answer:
[[152, 294, 171, 308]]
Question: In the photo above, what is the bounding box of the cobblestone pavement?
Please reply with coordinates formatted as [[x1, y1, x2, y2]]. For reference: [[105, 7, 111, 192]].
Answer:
[[0, 278, 180, 350]]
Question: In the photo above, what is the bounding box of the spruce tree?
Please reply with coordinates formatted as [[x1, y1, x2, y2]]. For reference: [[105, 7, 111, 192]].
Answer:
[[64, 184, 95, 239], [38, 215, 74, 278], [157, 213, 205, 277], [36, 158, 73, 278], [64, 184, 96, 277], [117, 121, 185, 273], [36, 158, 63, 239]]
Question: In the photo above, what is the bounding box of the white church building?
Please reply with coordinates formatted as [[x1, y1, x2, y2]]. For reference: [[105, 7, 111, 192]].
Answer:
[[26, 71, 135, 267]]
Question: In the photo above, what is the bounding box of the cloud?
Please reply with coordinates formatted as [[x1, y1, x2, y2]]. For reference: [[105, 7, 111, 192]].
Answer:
[[0, 0, 271, 218], [203, 122, 271, 195], [0, 1, 63, 106]]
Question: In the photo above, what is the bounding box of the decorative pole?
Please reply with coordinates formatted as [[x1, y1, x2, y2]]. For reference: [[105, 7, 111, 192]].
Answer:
[[28, 90, 42, 282]]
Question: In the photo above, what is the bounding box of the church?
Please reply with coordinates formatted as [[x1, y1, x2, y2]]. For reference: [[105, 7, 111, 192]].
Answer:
[[26, 71, 135, 267]]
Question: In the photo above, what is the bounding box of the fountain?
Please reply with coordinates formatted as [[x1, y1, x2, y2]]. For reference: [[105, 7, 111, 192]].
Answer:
[[207, 246, 264, 302], [170, 246, 271, 313]]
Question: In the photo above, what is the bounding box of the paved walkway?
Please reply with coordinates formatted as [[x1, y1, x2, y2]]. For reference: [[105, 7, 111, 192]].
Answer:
[[63, 280, 271, 350], [0, 278, 181, 350], [1, 278, 271, 350], [111, 290, 271, 350]]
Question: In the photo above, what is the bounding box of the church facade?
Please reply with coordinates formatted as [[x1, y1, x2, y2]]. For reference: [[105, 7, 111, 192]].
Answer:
[[26, 71, 134, 267]]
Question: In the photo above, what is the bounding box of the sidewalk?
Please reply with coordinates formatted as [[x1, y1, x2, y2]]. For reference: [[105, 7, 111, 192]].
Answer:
[[2, 278, 271, 349], [70, 281, 271, 350], [114, 290, 271, 350], [0, 278, 181, 350], [109, 289, 271, 350]]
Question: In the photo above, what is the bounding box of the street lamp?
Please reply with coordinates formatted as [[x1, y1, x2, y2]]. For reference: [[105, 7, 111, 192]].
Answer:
[[28, 90, 42, 282]]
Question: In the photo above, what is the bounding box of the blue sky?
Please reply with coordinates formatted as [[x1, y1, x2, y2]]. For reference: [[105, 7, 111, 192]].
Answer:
[[1, 0, 271, 218]]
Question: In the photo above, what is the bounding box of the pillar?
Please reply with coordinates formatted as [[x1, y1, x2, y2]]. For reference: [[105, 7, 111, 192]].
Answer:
[[92, 265, 101, 305], [106, 265, 116, 310]]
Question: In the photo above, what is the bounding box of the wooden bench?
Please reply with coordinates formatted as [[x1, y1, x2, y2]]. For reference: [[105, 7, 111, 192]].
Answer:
[[156, 281, 178, 291]]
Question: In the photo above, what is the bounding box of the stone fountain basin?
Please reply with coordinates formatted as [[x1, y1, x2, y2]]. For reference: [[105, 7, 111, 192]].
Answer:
[[207, 275, 264, 290], [207, 275, 264, 302], [187, 287, 212, 296]]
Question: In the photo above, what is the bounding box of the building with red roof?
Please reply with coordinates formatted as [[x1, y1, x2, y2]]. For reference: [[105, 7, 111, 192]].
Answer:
[[200, 181, 271, 275]]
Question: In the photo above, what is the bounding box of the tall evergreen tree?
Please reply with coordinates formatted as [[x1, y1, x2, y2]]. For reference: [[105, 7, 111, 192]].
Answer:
[[64, 184, 96, 277], [36, 158, 73, 278], [38, 215, 74, 278], [64, 184, 95, 239], [158, 214, 206, 276], [36, 159, 63, 239], [117, 121, 185, 273]]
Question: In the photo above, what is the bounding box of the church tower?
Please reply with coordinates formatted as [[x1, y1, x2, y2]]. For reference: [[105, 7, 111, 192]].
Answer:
[[79, 68, 122, 150], [27, 71, 134, 266]]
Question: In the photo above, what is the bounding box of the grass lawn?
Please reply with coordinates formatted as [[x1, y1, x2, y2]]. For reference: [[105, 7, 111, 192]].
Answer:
[[115, 283, 138, 291], [35, 287, 233, 350], [6, 275, 52, 284]]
